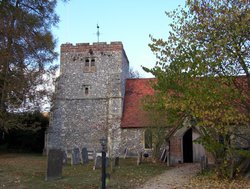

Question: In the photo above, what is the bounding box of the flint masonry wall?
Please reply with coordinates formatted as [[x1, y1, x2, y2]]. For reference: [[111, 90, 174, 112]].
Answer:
[[47, 42, 129, 155], [121, 128, 145, 156]]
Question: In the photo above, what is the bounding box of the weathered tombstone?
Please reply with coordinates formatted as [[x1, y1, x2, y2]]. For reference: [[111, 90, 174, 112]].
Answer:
[[143, 152, 149, 162], [137, 152, 142, 165], [106, 157, 109, 167], [200, 155, 208, 172], [62, 151, 67, 165], [123, 148, 128, 159], [94, 156, 102, 169], [93, 155, 109, 170], [88, 150, 94, 160], [81, 147, 89, 165], [67, 149, 72, 163], [67, 149, 72, 157], [71, 148, 81, 165], [205, 155, 208, 168], [200, 156, 204, 172], [114, 157, 119, 167], [45, 149, 63, 181]]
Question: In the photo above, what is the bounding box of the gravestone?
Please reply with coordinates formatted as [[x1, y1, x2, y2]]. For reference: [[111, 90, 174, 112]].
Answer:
[[71, 148, 81, 165], [137, 152, 142, 165], [87, 150, 95, 160], [160, 149, 168, 164], [94, 156, 102, 169], [45, 149, 63, 181], [106, 157, 109, 167], [62, 151, 67, 165], [81, 147, 89, 165], [93, 155, 109, 170], [200, 155, 208, 172], [67, 149, 72, 157], [114, 157, 119, 167]]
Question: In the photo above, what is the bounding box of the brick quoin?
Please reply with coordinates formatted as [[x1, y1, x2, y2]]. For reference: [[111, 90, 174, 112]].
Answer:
[[170, 137, 182, 157]]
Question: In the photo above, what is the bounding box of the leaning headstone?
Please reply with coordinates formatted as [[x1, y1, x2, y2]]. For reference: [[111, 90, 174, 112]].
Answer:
[[160, 149, 166, 162], [45, 149, 63, 181], [62, 151, 67, 165], [81, 147, 89, 165], [114, 157, 119, 167], [71, 148, 81, 165]]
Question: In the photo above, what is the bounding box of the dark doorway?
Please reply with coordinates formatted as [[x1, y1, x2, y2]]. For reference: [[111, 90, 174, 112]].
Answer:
[[183, 128, 193, 163]]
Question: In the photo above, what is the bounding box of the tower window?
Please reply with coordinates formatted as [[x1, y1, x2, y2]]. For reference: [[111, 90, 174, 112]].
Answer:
[[85, 59, 90, 67], [91, 59, 95, 66], [85, 87, 89, 95], [82, 85, 90, 96], [83, 58, 96, 73]]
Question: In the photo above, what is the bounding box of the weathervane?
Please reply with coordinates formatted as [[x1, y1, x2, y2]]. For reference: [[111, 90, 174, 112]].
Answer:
[[96, 24, 100, 43]]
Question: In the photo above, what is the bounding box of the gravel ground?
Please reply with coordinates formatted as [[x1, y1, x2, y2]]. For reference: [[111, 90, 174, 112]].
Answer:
[[136, 163, 200, 189]]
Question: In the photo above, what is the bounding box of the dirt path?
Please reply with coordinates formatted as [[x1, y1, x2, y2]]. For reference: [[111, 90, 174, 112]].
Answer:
[[136, 163, 200, 189]]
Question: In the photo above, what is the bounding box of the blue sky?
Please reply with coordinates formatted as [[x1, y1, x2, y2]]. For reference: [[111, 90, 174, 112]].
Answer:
[[53, 0, 186, 77]]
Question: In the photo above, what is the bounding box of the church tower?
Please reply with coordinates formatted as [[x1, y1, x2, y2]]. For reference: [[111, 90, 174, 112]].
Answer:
[[46, 42, 129, 156]]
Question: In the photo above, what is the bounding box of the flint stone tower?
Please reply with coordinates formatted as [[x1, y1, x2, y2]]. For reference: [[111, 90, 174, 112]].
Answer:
[[47, 42, 129, 156]]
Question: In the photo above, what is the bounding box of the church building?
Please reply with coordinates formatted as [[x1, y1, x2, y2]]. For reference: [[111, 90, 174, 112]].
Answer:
[[46, 41, 206, 165]]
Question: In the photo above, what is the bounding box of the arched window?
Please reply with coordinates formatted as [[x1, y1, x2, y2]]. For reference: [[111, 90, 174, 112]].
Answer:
[[144, 129, 152, 149]]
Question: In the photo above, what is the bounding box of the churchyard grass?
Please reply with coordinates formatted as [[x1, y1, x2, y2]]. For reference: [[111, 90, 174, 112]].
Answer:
[[0, 153, 167, 189]]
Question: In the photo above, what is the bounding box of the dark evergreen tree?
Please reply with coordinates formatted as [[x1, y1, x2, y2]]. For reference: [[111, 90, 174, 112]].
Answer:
[[0, 0, 64, 131]]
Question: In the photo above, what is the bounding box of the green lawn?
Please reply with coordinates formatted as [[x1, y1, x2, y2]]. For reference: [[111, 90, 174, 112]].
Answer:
[[0, 153, 167, 189]]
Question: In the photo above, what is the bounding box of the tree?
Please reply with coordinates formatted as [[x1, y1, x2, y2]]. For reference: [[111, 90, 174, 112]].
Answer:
[[1, 111, 49, 153], [144, 0, 250, 178], [0, 0, 64, 131], [142, 92, 176, 162]]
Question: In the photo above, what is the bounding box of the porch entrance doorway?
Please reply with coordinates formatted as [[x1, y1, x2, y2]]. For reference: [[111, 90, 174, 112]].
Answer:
[[183, 128, 193, 163]]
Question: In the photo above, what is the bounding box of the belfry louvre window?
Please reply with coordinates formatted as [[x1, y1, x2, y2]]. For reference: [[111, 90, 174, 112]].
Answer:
[[83, 58, 96, 72], [91, 59, 95, 66], [85, 59, 89, 67]]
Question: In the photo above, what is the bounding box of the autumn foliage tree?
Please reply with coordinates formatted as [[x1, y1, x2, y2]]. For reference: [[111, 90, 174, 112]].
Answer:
[[142, 97, 169, 161], [0, 0, 65, 131], [144, 0, 250, 178]]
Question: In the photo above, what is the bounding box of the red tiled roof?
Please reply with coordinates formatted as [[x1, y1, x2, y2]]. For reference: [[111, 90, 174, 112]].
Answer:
[[121, 78, 156, 128]]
